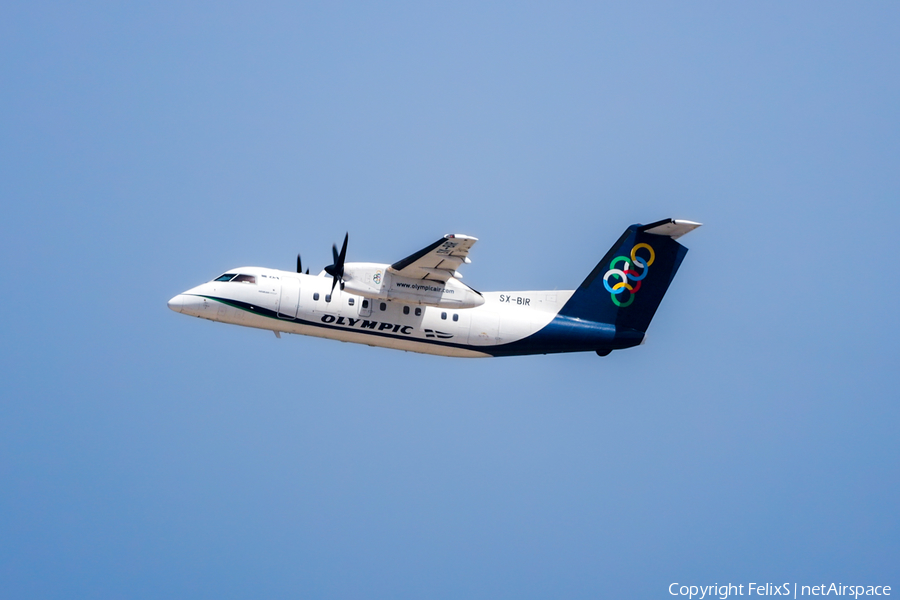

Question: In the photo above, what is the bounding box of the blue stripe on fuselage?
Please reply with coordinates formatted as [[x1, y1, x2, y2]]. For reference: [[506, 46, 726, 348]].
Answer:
[[482, 314, 641, 357]]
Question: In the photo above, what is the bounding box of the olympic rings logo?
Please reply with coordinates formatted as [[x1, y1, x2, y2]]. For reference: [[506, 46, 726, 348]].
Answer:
[[602, 243, 655, 307]]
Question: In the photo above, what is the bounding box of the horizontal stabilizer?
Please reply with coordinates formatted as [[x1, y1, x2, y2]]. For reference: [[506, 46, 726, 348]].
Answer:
[[639, 218, 702, 240]]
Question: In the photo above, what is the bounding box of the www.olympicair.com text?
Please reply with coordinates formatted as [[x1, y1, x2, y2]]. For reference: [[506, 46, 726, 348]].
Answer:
[[394, 282, 453, 293], [669, 582, 891, 599]]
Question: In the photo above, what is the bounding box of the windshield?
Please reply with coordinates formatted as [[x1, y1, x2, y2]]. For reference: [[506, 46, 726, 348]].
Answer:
[[212, 273, 256, 284]]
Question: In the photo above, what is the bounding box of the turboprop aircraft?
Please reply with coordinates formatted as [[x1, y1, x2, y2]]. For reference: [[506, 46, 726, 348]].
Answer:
[[168, 218, 700, 358]]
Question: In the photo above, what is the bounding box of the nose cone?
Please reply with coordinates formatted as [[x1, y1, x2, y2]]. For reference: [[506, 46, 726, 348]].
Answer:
[[167, 294, 184, 313]]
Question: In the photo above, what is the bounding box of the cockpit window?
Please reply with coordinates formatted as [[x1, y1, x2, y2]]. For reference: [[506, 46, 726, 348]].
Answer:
[[213, 273, 256, 284]]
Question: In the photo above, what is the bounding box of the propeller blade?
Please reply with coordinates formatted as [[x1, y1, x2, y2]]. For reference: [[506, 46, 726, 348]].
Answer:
[[325, 233, 350, 292], [297, 254, 302, 274], [337, 232, 348, 268]]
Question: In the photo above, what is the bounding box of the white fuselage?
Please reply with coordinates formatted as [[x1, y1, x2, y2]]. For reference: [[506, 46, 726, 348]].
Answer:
[[168, 267, 576, 358], [168, 219, 700, 357]]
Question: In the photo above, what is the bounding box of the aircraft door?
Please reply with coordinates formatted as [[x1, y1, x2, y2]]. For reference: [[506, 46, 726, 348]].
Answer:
[[453, 311, 471, 339], [467, 311, 500, 345], [358, 298, 373, 317], [278, 277, 300, 319]]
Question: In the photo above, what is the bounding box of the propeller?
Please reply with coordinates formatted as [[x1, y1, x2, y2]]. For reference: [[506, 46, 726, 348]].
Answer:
[[323, 232, 349, 292], [296, 254, 309, 275]]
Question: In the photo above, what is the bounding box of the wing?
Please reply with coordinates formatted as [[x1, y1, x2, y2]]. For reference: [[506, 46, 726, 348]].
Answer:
[[389, 234, 478, 282]]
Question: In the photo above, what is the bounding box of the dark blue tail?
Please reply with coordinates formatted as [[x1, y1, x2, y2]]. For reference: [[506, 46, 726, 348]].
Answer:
[[558, 219, 698, 336], [484, 219, 699, 357]]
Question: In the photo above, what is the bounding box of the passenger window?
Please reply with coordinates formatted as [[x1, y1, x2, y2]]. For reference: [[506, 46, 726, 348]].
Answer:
[[403, 306, 409, 315], [415, 307, 422, 316], [441, 312, 447, 320], [232, 274, 256, 284], [313, 293, 319, 301], [348, 298, 355, 306], [325, 294, 332, 303], [453, 314, 459, 322], [380, 302, 387, 311], [214, 273, 236, 282]]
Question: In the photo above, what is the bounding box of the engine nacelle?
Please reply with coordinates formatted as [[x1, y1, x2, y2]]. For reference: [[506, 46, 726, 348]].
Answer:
[[340, 262, 484, 308]]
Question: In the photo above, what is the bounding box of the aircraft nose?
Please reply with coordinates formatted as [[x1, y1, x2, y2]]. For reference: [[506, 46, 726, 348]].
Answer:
[[167, 294, 184, 313]]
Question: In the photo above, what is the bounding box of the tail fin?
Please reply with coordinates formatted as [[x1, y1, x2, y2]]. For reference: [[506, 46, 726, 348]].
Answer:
[[558, 219, 700, 334]]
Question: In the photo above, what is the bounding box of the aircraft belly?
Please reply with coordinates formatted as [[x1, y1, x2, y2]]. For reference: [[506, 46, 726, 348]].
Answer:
[[274, 317, 488, 357], [299, 324, 489, 357], [203, 295, 489, 357]]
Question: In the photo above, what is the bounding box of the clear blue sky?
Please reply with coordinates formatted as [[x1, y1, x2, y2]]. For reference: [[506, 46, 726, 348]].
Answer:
[[2, 2, 898, 598]]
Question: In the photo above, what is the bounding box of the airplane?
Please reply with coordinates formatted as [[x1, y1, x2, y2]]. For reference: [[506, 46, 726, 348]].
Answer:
[[167, 218, 700, 358]]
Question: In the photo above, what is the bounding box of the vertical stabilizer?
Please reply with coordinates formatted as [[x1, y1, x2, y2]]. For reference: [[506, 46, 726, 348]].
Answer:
[[558, 219, 700, 334]]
